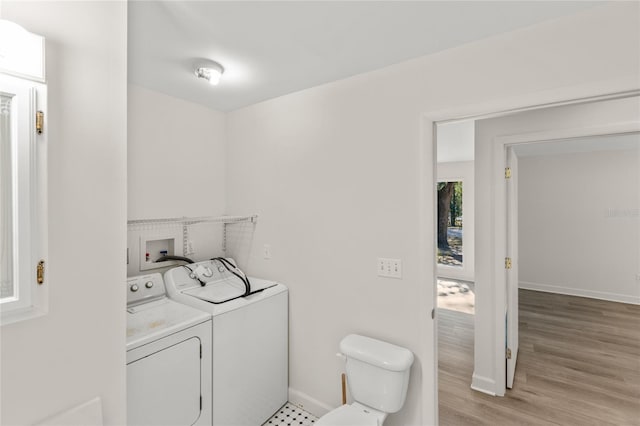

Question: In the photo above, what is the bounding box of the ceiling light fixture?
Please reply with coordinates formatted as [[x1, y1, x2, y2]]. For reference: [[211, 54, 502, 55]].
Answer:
[[194, 60, 224, 86]]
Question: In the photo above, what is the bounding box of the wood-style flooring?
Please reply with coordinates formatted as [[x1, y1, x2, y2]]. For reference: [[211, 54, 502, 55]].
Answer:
[[438, 289, 640, 425]]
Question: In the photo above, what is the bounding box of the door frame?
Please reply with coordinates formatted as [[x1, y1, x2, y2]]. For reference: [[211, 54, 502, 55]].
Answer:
[[492, 120, 640, 395], [419, 87, 639, 425], [506, 147, 519, 389]]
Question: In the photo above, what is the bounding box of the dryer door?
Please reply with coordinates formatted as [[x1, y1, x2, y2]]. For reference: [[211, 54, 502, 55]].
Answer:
[[127, 337, 202, 426]]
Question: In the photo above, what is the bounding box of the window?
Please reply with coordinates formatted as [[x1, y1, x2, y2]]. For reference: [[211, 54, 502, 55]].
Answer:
[[1, 92, 15, 301], [437, 180, 463, 267], [0, 74, 47, 325], [0, 20, 47, 325]]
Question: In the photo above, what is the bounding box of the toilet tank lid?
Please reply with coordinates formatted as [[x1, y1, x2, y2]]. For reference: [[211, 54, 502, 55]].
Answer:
[[340, 334, 414, 372]]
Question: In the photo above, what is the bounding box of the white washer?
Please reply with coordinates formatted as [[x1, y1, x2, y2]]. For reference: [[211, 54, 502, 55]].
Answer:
[[164, 259, 288, 426], [126, 273, 212, 426]]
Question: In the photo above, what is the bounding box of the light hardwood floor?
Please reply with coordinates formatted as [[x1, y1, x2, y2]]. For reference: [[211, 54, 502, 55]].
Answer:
[[438, 289, 640, 425]]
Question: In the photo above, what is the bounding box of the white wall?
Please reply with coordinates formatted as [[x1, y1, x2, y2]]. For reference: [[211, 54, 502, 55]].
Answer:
[[225, 3, 639, 424], [128, 84, 226, 220], [0, 2, 127, 425], [437, 161, 475, 282], [437, 121, 474, 163], [475, 96, 640, 396], [127, 85, 228, 275], [518, 146, 639, 304]]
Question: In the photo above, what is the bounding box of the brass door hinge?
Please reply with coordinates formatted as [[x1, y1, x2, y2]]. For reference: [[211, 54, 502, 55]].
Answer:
[[36, 111, 44, 134], [506, 348, 512, 359], [36, 260, 45, 284], [505, 257, 512, 270], [505, 167, 511, 179]]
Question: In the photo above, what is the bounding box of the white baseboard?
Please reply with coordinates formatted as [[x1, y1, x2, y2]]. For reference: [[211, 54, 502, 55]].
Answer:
[[470, 373, 496, 396], [519, 281, 640, 305], [288, 388, 333, 418]]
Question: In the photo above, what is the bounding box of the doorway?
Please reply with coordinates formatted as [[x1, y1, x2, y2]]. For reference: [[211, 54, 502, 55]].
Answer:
[[433, 93, 640, 425], [441, 131, 640, 424], [437, 179, 475, 314], [484, 98, 640, 395], [436, 120, 476, 314], [436, 120, 478, 422], [420, 89, 640, 426]]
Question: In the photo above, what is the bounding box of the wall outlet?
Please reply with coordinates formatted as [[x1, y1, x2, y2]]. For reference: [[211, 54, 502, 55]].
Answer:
[[263, 244, 272, 260], [377, 258, 402, 279]]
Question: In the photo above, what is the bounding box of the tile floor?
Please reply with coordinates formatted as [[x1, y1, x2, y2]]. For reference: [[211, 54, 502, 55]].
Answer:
[[263, 402, 317, 426]]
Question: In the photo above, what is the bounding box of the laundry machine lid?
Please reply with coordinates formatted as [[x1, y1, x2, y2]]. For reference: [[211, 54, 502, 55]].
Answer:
[[183, 278, 246, 303], [247, 277, 278, 293], [316, 405, 379, 426], [182, 277, 278, 304]]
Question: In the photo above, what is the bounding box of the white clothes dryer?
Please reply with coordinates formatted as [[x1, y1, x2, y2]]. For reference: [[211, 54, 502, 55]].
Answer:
[[164, 258, 288, 426], [126, 273, 212, 426]]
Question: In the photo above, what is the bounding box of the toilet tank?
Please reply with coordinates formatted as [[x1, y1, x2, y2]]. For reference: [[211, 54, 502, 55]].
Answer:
[[340, 334, 414, 413]]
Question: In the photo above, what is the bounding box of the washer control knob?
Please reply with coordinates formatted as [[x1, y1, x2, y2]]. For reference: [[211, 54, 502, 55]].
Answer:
[[130, 284, 139, 292], [145, 281, 154, 289]]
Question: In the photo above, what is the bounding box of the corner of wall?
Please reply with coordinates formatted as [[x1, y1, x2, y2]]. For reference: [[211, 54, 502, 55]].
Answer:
[[287, 388, 333, 418], [470, 373, 497, 396]]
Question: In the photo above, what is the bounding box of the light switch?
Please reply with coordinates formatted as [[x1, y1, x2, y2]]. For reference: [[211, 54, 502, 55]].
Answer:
[[390, 259, 402, 278], [377, 257, 402, 279]]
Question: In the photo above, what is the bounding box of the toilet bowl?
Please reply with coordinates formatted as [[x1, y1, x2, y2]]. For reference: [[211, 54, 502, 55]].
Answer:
[[316, 334, 414, 426]]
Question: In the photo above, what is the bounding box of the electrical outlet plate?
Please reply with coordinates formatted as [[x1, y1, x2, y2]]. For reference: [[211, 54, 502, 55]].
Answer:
[[377, 258, 402, 279]]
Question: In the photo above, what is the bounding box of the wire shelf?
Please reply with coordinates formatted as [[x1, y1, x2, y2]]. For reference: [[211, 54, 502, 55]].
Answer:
[[127, 215, 258, 227], [127, 214, 258, 259]]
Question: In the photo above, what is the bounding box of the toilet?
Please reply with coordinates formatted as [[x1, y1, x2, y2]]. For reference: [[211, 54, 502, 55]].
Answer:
[[316, 334, 414, 426]]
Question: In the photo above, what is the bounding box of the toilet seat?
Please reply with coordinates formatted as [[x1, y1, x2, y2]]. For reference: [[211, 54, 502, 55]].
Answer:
[[315, 404, 380, 426]]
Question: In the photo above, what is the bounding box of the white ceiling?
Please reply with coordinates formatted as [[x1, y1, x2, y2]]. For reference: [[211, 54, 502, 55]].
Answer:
[[128, 1, 601, 112]]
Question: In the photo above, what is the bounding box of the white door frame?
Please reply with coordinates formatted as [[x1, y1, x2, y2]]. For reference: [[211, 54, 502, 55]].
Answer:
[[492, 120, 640, 395], [506, 147, 519, 389], [419, 87, 638, 425]]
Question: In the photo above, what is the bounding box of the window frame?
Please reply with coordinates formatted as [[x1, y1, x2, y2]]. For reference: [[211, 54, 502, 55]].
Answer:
[[0, 73, 48, 326]]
